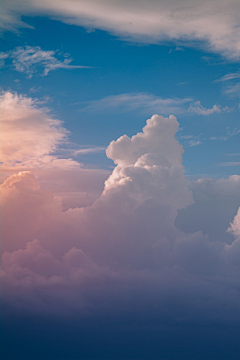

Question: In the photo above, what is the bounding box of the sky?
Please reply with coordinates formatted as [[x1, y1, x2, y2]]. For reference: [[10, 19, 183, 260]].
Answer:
[[1, 1, 240, 359]]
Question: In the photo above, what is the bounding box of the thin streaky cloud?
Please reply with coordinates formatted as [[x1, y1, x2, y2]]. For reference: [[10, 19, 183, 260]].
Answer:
[[225, 82, 240, 96], [83, 94, 228, 118], [210, 128, 240, 141], [220, 162, 240, 167], [216, 71, 240, 82], [73, 147, 106, 155], [0, 51, 10, 67], [81, 93, 193, 115]]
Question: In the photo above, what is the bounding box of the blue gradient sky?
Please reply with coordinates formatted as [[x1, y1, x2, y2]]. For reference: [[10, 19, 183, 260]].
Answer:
[[1, 15, 240, 176]]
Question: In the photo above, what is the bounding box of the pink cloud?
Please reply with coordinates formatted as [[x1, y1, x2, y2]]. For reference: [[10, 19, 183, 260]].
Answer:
[[0, 91, 79, 169], [1, 105, 240, 326]]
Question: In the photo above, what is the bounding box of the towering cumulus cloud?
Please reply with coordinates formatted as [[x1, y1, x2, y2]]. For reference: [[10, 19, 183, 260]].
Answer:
[[1, 110, 240, 326], [104, 114, 192, 209]]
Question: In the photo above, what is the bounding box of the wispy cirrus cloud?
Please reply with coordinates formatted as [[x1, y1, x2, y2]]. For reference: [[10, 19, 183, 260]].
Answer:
[[83, 93, 229, 119], [73, 147, 106, 156], [178, 134, 202, 147], [2, 0, 240, 60], [215, 71, 240, 97], [0, 51, 9, 67], [216, 71, 240, 82], [210, 128, 240, 141], [225, 82, 240, 96], [220, 162, 240, 167], [0, 46, 91, 78], [82, 93, 193, 115]]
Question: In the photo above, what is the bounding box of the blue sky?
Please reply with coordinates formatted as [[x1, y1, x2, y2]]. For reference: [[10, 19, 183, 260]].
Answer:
[[1, 14, 240, 177]]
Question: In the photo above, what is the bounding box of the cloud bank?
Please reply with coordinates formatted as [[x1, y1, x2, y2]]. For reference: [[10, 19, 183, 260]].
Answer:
[[2, 0, 240, 59], [2, 104, 240, 328]]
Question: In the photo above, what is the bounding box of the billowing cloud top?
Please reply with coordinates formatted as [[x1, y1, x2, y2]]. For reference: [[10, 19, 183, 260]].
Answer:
[[1, 93, 240, 328]]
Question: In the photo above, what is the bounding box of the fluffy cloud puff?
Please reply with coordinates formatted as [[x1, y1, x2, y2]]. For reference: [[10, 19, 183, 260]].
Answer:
[[0, 91, 110, 210], [2, 0, 240, 59], [228, 207, 240, 237], [0, 91, 79, 168], [1, 114, 193, 258], [2, 113, 240, 325]]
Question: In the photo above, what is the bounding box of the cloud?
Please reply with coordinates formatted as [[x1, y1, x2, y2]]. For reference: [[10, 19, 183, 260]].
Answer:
[[179, 134, 202, 147], [0, 91, 80, 168], [216, 71, 240, 82], [0, 46, 91, 78], [1, 169, 240, 325], [103, 114, 193, 211], [2, 1, 240, 59], [209, 128, 240, 141], [176, 175, 240, 243], [2, 109, 240, 345], [1, 114, 194, 256], [0, 166, 110, 210], [82, 93, 192, 115], [225, 82, 240, 96], [73, 146, 106, 156], [228, 207, 240, 237], [188, 100, 228, 115], [188, 139, 202, 147], [0, 90, 111, 211], [0, 51, 9, 67], [220, 162, 240, 167], [83, 94, 228, 118], [0, 171, 64, 252], [1, 238, 108, 289], [2, 113, 240, 327], [1, 114, 194, 253]]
